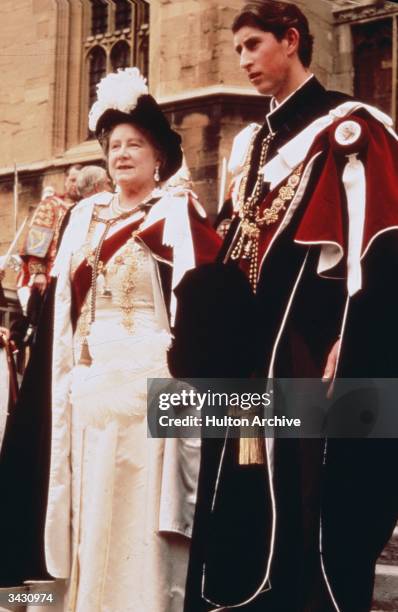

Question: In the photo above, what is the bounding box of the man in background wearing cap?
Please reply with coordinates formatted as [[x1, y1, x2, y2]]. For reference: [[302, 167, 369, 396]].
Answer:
[[182, 2, 398, 611]]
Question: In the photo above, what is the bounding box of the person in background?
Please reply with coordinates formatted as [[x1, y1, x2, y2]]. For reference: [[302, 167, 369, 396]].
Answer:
[[19, 164, 82, 297], [76, 165, 112, 198]]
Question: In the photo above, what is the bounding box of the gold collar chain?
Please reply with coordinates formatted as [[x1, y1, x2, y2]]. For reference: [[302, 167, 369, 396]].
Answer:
[[231, 132, 303, 291], [231, 131, 274, 290], [237, 131, 275, 221]]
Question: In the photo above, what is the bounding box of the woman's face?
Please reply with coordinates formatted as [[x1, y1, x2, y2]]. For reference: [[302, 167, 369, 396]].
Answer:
[[107, 123, 160, 190]]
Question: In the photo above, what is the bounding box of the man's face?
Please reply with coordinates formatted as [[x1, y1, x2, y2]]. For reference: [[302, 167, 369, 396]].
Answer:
[[233, 26, 290, 97], [65, 167, 80, 201]]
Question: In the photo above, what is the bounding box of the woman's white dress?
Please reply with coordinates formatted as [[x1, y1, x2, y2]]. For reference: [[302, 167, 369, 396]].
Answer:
[[56, 207, 199, 612]]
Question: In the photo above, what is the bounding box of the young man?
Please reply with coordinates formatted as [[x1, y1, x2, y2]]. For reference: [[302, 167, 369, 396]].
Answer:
[[181, 2, 398, 611]]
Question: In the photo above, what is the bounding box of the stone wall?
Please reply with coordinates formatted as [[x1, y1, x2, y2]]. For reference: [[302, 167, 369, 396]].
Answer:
[[0, 0, 57, 168], [150, 0, 248, 99]]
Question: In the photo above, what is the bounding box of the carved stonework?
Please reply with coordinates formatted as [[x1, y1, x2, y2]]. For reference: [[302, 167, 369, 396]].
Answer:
[[334, 2, 398, 25]]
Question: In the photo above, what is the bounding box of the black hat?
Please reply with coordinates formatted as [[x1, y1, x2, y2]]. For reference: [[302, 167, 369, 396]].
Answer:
[[89, 69, 182, 181]]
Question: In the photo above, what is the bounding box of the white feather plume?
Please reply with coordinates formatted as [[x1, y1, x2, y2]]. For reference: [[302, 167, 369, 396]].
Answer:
[[88, 67, 149, 132]]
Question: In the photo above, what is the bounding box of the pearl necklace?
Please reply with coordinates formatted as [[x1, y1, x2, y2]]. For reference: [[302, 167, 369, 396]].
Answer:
[[110, 187, 163, 219], [110, 194, 142, 218]]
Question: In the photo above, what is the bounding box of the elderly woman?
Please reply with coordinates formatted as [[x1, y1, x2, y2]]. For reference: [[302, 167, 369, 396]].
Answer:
[[38, 69, 220, 611]]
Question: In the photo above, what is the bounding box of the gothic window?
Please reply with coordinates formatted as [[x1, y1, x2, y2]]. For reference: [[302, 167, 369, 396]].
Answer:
[[115, 0, 132, 31], [89, 46, 107, 109], [91, 0, 108, 36], [83, 0, 150, 138], [111, 40, 131, 71]]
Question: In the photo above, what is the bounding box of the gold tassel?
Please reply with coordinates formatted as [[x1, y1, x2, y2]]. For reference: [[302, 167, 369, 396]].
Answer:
[[78, 338, 93, 366], [239, 437, 265, 465]]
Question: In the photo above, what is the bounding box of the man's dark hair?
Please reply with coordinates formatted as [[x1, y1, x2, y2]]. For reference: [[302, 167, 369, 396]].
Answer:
[[232, 1, 314, 68]]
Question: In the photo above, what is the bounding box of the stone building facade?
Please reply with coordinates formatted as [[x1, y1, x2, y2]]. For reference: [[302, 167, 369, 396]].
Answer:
[[1, 0, 398, 300]]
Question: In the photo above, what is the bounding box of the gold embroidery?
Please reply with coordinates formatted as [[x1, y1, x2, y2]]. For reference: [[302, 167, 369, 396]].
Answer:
[[104, 237, 148, 333], [110, 238, 138, 333], [256, 163, 303, 227], [231, 158, 304, 290], [288, 174, 300, 188], [28, 261, 47, 275]]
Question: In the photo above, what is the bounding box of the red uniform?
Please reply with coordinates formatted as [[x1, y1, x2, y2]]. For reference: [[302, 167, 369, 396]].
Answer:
[[19, 194, 74, 286]]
